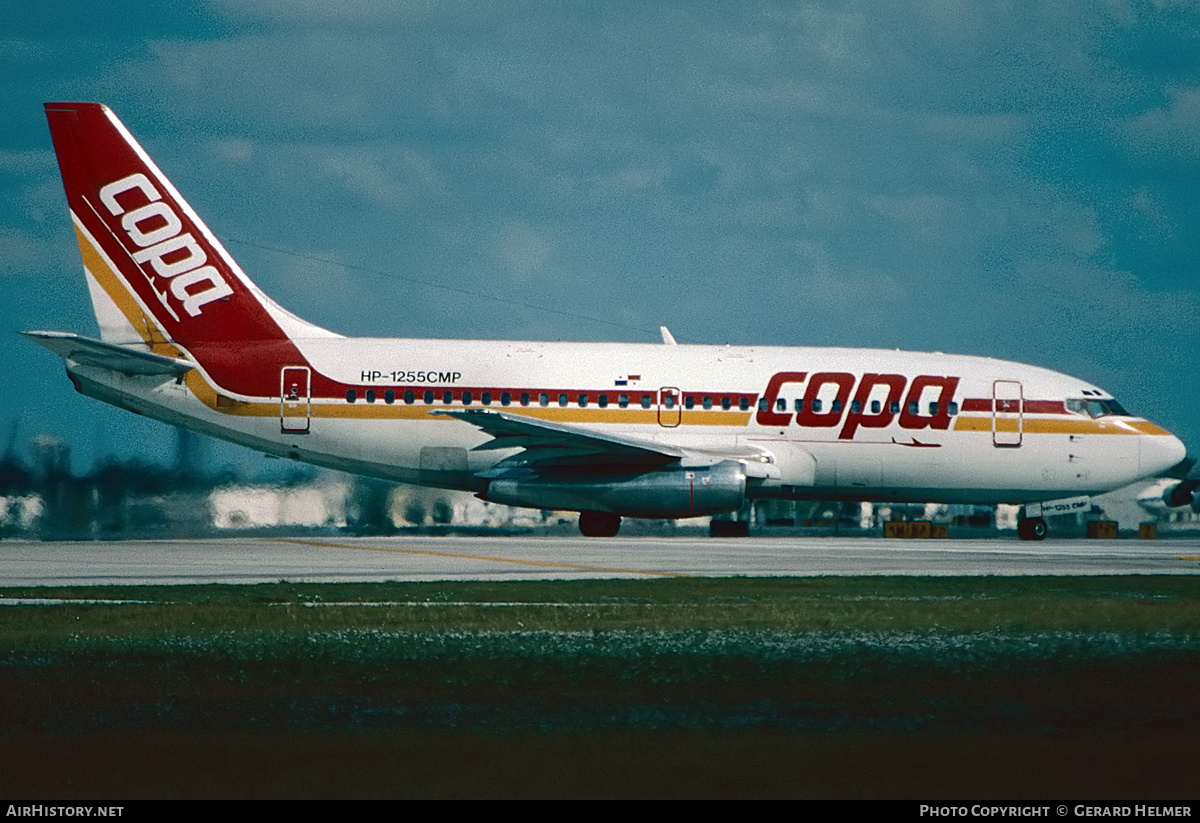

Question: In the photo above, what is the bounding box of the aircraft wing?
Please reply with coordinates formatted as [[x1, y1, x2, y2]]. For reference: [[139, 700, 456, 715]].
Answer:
[[432, 408, 684, 469], [22, 331, 193, 376]]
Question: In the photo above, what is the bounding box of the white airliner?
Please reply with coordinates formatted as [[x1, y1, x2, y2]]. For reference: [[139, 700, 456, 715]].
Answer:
[[26, 102, 1195, 539]]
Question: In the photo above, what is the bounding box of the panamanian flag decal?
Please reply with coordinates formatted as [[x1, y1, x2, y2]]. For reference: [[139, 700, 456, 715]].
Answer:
[[614, 374, 641, 386]]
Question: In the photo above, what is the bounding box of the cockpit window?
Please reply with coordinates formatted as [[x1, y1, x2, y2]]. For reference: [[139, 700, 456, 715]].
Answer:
[[1067, 398, 1131, 418]]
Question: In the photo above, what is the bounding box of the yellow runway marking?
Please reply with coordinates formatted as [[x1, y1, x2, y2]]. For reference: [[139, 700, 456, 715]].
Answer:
[[267, 538, 693, 578]]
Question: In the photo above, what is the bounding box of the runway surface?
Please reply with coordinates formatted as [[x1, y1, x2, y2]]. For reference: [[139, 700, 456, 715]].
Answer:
[[1, 534, 1199, 585]]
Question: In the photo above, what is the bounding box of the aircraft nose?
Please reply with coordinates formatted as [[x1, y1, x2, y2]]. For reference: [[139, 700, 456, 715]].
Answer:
[[1140, 430, 1187, 477]]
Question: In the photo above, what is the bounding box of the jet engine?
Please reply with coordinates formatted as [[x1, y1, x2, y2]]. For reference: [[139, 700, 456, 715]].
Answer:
[[1163, 480, 1200, 512], [480, 460, 747, 519]]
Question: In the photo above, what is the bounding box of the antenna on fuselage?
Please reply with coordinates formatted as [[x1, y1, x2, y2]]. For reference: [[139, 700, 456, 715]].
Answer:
[[660, 326, 678, 345]]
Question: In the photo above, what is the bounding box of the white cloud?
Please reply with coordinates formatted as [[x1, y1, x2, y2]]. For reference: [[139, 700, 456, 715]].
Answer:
[[208, 138, 255, 164], [208, 0, 487, 26], [0, 150, 55, 173], [920, 113, 1030, 143], [596, 166, 664, 194], [865, 192, 954, 244], [1128, 187, 1173, 233], [1122, 86, 1200, 159], [493, 223, 554, 280], [1017, 258, 1200, 334], [0, 228, 45, 274]]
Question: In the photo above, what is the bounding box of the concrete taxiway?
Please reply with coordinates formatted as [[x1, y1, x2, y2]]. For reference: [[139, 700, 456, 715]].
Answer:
[[0, 534, 1198, 586]]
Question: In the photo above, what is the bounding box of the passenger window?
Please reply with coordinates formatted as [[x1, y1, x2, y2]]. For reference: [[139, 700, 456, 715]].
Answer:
[[812, 398, 823, 413], [721, 396, 731, 410], [870, 400, 880, 414], [481, 392, 491, 405], [703, 397, 713, 410], [618, 394, 629, 408], [684, 396, 695, 410], [598, 394, 608, 408], [384, 390, 395, 404], [558, 393, 568, 407], [776, 398, 786, 412], [462, 391, 472, 405], [664, 395, 676, 409], [850, 400, 861, 413], [929, 401, 938, 415], [642, 395, 652, 409], [908, 401, 918, 414], [346, 389, 357, 403], [366, 390, 376, 404], [794, 398, 804, 413], [539, 393, 549, 406], [739, 397, 749, 411], [404, 390, 414, 405], [423, 390, 434, 404], [832, 399, 842, 413], [578, 394, 588, 407], [758, 398, 768, 412], [890, 401, 900, 414], [520, 392, 530, 406], [443, 391, 453, 404], [948, 401, 958, 416], [501, 392, 511, 406]]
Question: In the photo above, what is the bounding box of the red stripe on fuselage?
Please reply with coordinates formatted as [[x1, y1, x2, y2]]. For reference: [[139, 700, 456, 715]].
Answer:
[[960, 398, 1067, 414]]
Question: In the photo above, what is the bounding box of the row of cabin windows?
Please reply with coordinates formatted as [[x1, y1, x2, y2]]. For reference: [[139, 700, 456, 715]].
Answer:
[[341, 389, 956, 417], [681, 396, 750, 411], [764, 397, 960, 416], [345, 389, 662, 409]]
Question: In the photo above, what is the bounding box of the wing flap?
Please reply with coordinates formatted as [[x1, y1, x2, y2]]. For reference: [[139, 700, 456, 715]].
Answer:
[[432, 408, 683, 468]]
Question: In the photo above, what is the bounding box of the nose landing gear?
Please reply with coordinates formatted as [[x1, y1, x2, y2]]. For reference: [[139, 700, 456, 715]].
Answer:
[[1017, 516, 1048, 541]]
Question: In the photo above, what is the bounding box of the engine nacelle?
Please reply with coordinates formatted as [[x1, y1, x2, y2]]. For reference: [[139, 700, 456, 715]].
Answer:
[[481, 461, 747, 519], [1163, 480, 1200, 511]]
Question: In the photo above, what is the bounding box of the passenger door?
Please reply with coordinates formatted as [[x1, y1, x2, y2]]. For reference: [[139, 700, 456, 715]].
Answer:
[[658, 387, 681, 427], [280, 366, 311, 433], [992, 380, 1023, 447]]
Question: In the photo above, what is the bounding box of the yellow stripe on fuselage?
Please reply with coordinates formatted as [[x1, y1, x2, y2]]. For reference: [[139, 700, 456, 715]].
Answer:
[[953, 415, 1170, 435]]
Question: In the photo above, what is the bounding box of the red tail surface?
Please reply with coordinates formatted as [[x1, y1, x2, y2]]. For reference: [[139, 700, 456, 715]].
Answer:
[[44, 103, 328, 397]]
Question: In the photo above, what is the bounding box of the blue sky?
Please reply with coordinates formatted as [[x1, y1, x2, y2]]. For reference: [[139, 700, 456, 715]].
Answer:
[[3, 1, 1199, 473]]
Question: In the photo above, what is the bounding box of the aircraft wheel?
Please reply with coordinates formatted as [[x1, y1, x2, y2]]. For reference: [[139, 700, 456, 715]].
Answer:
[[578, 511, 621, 537], [1017, 517, 1048, 541], [709, 519, 750, 538]]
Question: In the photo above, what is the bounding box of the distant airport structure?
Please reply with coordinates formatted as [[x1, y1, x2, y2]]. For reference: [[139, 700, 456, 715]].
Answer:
[[1, 435, 1194, 540]]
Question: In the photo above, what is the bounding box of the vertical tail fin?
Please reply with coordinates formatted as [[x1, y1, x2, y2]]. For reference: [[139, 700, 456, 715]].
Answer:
[[44, 102, 336, 394]]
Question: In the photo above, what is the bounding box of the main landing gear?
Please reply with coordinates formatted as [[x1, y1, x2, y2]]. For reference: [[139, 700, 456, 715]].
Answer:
[[709, 519, 750, 537], [578, 511, 621, 537], [1017, 516, 1048, 541]]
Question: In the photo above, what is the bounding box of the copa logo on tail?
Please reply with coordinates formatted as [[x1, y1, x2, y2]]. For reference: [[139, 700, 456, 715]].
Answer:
[[99, 172, 233, 319]]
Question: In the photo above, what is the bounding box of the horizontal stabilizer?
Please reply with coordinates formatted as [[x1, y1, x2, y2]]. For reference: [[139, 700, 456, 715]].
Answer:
[[22, 330, 193, 376]]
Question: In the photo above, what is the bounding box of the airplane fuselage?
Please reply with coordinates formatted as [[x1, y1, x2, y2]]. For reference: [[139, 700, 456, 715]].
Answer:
[[63, 334, 1181, 507]]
